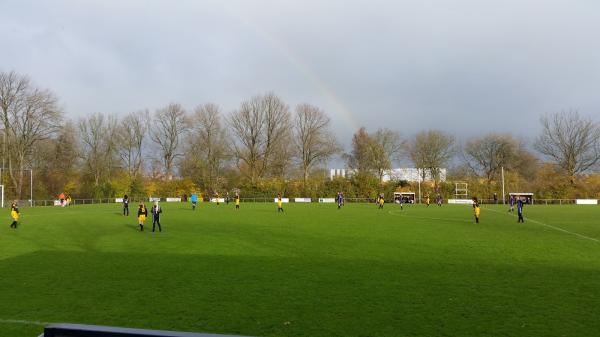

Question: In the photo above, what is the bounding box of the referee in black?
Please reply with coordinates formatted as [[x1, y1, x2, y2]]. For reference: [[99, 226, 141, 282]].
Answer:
[[151, 201, 163, 232], [123, 194, 129, 216]]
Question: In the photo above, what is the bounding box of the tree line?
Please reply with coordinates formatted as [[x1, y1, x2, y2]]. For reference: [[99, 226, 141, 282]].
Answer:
[[1, 70, 599, 201]]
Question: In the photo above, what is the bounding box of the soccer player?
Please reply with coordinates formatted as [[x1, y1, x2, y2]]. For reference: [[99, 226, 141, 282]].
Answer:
[[277, 194, 284, 213], [137, 203, 148, 231], [509, 195, 514, 212], [151, 201, 162, 232], [59, 192, 66, 207], [517, 197, 525, 223], [9, 201, 19, 229], [378, 193, 384, 209], [425, 194, 430, 207], [235, 192, 240, 210], [225, 192, 230, 205], [436, 194, 443, 207], [337, 192, 344, 210], [191, 193, 198, 210], [215, 192, 220, 206], [472, 197, 480, 223], [123, 194, 129, 216]]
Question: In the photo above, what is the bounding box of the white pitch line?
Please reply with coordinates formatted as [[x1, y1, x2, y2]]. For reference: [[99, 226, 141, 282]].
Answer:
[[387, 210, 471, 223], [19, 209, 116, 218], [483, 206, 600, 243], [0, 318, 48, 326]]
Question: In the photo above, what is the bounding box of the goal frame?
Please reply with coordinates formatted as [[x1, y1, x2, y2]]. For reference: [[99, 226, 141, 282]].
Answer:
[[455, 182, 468, 200]]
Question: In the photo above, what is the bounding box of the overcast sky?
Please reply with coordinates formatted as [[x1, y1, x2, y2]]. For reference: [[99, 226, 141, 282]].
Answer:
[[1, 0, 599, 147]]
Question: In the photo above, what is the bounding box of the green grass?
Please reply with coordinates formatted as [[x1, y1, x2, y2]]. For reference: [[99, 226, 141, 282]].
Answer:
[[1, 202, 600, 337]]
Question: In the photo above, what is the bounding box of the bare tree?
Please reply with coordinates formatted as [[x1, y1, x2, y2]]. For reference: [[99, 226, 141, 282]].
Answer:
[[535, 110, 600, 183], [0, 71, 30, 188], [227, 93, 291, 185], [188, 103, 227, 190], [270, 139, 294, 180], [118, 110, 148, 185], [0, 72, 65, 200], [345, 127, 377, 174], [228, 97, 263, 185], [79, 113, 119, 192], [514, 146, 539, 181], [372, 128, 405, 183], [463, 133, 521, 184], [260, 93, 292, 178], [32, 121, 79, 197], [150, 103, 188, 180], [9, 88, 62, 197], [293, 103, 340, 188], [409, 130, 455, 186], [55, 121, 80, 174]]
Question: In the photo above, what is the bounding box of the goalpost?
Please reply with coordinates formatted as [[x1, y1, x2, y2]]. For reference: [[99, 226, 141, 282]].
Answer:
[[0, 168, 33, 207], [455, 182, 468, 200]]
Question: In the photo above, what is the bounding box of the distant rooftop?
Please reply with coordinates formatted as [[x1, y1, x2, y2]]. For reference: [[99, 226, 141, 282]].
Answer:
[[330, 168, 447, 182]]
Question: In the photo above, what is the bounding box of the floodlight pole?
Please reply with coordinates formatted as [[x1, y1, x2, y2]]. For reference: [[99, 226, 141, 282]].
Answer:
[[501, 166, 505, 205], [418, 169, 422, 204], [30, 168, 33, 207]]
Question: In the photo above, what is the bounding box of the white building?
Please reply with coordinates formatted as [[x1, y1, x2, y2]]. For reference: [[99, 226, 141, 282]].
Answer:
[[330, 168, 446, 182]]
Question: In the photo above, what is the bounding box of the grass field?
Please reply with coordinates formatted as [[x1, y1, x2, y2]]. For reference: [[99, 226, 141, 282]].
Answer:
[[1, 201, 600, 337]]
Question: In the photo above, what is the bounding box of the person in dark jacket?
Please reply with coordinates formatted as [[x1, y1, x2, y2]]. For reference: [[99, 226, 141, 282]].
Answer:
[[123, 194, 129, 216], [337, 192, 344, 210], [517, 197, 525, 223], [151, 201, 163, 232]]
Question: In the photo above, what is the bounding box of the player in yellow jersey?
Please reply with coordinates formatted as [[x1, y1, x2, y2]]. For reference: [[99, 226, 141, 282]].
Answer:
[[235, 193, 240, 210], [472, 197, 480, 223], [10, 201, 19, 229], [137, 203, 148, 231], [277, 194, 284, 213], [378, 193, 384, 209]]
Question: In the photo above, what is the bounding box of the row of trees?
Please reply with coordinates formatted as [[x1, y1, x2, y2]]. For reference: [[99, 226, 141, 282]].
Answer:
[[1, 70, 600, 201]]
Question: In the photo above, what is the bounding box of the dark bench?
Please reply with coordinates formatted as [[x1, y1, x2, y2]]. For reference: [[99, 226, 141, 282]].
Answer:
[[39, 323, 255, 337]]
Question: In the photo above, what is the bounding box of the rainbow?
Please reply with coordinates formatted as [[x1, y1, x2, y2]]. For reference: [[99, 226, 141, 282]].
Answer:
[[221, 4, 361, 130]]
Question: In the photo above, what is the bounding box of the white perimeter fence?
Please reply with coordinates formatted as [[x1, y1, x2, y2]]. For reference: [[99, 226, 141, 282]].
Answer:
[[7, 197, 600, 207]]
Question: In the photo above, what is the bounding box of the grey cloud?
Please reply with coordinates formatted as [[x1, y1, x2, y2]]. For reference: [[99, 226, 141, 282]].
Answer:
[[1, 0, 599, 148]]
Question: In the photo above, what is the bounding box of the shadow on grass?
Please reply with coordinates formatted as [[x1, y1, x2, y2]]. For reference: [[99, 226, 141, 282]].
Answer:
[[178, 207, 199, 211], [0, 251, 599, 337], [123, 223, 143, 232]]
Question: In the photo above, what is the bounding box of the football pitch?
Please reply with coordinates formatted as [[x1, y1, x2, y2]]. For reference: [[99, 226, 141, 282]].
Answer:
[[1, 202, 600, 337]]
